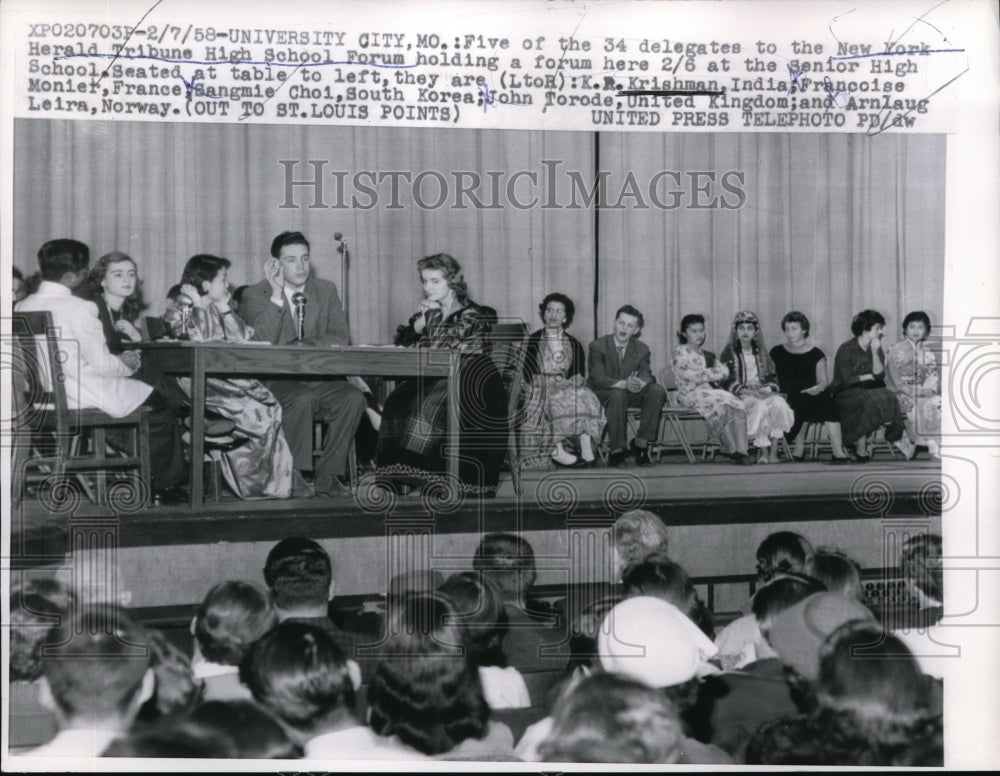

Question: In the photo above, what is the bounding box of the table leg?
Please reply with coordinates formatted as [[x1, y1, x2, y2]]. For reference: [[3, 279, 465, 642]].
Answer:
[[190, 349, 205, 508], [446, 352, 460, 488]]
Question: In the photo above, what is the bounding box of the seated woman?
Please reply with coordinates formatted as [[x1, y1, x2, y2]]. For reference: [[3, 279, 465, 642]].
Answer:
[[715, 311, 792, 463], [770, 311, 848, 462], [438, 572, 531, 710], [164, 254, 293, 499], [519, 292, 605, 468], [377, 253, 508, 497], [886, 311, 941, 459], [672, 314, 754, 465], [830, 309, 911, 461]]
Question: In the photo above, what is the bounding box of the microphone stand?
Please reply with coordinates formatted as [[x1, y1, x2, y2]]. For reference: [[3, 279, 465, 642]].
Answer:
[[336, 232, 351, 344]]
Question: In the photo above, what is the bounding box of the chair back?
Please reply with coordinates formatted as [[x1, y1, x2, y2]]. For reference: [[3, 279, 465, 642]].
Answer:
[[13, 311, 71, 436], [658, 364, 681, 406]]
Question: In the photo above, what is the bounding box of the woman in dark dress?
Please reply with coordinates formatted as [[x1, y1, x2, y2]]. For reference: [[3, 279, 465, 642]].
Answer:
[[830, 309, 911, 461], [377, 254, 508, 497], [770, 311, 848, 462]]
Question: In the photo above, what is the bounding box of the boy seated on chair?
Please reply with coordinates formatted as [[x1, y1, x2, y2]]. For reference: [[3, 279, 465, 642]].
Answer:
[[587, 305, 667, 467], [16, 239, 188, 505]]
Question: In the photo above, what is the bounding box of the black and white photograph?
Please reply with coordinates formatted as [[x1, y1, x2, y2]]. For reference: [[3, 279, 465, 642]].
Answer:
[[2, 0, 998, 770]]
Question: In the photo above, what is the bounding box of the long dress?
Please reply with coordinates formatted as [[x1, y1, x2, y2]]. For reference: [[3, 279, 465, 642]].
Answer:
[[719, 345, 795, 448], [518, 330, 606, 470], [164, 303, 293, 499], [886, 339, 942, 441], [377, 301, 508, 495], [672, 345, 746, 448], [769, 344, 840, 441], [830, 338, 906, 445]]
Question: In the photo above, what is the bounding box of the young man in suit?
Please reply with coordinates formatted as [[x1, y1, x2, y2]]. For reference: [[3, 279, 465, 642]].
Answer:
[[588, 305, 667, 467], [239, 231, 365, 496], [16, 239, 188, 505]]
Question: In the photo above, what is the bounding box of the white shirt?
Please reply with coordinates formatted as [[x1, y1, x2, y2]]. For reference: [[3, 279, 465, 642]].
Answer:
[[25, 727, 121, 758], [16, 281, 152, 417]]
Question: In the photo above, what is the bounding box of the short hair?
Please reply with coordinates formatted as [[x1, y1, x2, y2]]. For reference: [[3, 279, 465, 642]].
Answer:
[[9, 578, 77, 681], [614, 509, 670, 578], [107, 700, 303, 759], [138, 628, 204, 720], [263, 537, 332, 610], [181, 254, 231, 296], [756, 531, 814, 583], [37, 238, 89, 280], [194, 581, 277, 666], [240, 622, 355, 730], [270, 231, 310, 258], [615, 304, 644, 329], [367, 592, 489, 755], [88, 252, 143, 321], [805, 549, 864, 600], [752, 572, 828, 636], [538, 292, 576, 327], [900, 533, 943, 602], [537, 672, 684, 764], [417, 253, 468, 302], [472, 532, 537, 603], [677, 313, 705, 344], [437, 571, 509, 667], [901, 310, 932, 338], [851, 309, 887, 336], [42, 606, 150, 719], [621, 553, 714, 639], [781, 310, 811, 337]]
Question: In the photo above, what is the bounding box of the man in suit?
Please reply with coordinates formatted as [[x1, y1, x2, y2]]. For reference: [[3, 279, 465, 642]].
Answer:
[[240, 231, 365, 496], [17, 239, 188, 505], [588, 305, 667, 467]]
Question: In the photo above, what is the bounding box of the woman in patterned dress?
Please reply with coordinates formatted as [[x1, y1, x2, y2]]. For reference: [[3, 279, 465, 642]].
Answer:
[[164, 254, 294, 499], [886, 311, 941, 459], [519, 293, 605, 469], [671, 314, 754, 465], [719, 311, 795, 463]]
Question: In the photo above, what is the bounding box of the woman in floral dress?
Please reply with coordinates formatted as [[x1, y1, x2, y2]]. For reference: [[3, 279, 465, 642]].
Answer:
[[672, 314, 754, 465], [887, 311, 941, 459]]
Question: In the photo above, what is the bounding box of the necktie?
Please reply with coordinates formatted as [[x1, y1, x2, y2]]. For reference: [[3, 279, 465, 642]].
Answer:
[[617, 345, 626, 368]]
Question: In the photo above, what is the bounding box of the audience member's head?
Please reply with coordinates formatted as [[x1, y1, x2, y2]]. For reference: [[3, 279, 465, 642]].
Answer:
[[240, 621, 357, 737], [263, 537, 334, 617], [613, 509, 670, 579], [193, 581, 277, 667], [438, 571, 509, 668], [37, 238, 89, 286], [751, 573, 828, 659], [900, 533, 943, 606], [472, 532, 537, 606], [805, 549, 863, 601], [622, 553, 714, 639], [598, 596, 718, 690], [9, 578, 77, 683], [13, 265, 26, 301], [756, 531, 814, 583], [765, 592, 876, 681], [367, 591, 489, 755], [538, 672, 684, 764], [40, 606, 154, 731], [106, 700, 303, 758], [136, 628, 204, 722]]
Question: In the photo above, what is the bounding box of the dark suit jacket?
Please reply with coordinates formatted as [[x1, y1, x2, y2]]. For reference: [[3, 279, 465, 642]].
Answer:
[[587, 334, 655, 392], [239, 277, 349, 346]]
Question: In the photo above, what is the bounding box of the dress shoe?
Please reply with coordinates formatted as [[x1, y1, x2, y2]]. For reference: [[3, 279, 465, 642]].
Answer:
[[630, 441, 655, 467], [827, 455, 850, 465], [152, 486, 189, 506], [316, 476, 352, 497], [729, 452, 756, 466], [292, 471, 315, 498], [607, 450, 628, 468]]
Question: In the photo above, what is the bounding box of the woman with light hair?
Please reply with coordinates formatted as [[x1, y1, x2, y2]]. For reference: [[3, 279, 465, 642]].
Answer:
[[613, 509, 670, 580]]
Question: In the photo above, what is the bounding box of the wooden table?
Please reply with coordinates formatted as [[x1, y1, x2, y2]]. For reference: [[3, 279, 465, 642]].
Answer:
[[137, 342, 460, 508]]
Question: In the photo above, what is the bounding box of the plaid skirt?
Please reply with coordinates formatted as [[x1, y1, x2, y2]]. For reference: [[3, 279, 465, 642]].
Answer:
[[834, 386, 905, 445], [377, 353, 508, 489]]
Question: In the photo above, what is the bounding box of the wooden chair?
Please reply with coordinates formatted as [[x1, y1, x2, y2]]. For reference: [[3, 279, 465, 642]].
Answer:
[[13, 311, 152, 506], [488, 321, 530, 495]]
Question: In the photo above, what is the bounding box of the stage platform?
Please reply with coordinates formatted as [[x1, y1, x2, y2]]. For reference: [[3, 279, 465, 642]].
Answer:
[[9, 456, 942, 614]]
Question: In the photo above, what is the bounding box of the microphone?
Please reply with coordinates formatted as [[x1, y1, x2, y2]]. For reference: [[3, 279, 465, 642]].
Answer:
[[176, 293, 194, 339], [292, 292, 306, 341]]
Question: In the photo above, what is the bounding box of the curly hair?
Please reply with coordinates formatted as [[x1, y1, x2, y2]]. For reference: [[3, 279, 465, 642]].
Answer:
[[851, 309, 887, 337], [538, 292, 575, 327], [613, 509, 670, 579], [367, 592, 489, 755], [417, 253, 468, 303], [87, 252, 145, 321]]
